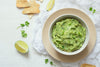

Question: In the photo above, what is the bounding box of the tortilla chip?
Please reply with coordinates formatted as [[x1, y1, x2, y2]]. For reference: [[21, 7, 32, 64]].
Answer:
[[16, 0, 30, 8], [39, 0, 43, 3], [81, 64, 96, 67], [37, 0, 43, 3], [22, 0, 40, 14], [22, 7, 40, 14], [30, 0, 40, 6]]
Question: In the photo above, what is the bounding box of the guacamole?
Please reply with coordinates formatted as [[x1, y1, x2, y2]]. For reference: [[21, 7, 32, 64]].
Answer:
[[52, 19, 86, 52]]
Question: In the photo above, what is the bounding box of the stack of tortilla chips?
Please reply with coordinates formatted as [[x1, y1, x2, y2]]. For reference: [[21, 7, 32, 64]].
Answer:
[[81, 64, 96, 67], [16, 0, 40, 19]]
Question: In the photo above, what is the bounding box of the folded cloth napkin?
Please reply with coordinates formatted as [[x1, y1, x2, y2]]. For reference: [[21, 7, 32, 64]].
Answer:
[[33, 0, 100, 67]]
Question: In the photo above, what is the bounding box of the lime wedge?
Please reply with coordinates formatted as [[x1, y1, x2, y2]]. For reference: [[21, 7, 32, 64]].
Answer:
[[15, 40, 29, 53], [46, 0, 55, 11]]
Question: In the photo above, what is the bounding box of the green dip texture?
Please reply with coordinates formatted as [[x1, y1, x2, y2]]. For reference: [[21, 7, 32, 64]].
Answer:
[[52, 19, 86, 52]]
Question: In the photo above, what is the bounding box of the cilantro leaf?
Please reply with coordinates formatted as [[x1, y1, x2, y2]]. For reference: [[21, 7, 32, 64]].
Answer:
[[89, 7, 93, 11], [50, 61, 53, 65], [45, 59, 48, 64], [21, 30, 25, 34], [25, 21, 30, 27], [93, 9, 96, 13], [20, 24, 25, 27], [62, 46, 64, 49], [22, 33, 27, 38], [21, 30, 27, 38], [89, 7, 96, 14]]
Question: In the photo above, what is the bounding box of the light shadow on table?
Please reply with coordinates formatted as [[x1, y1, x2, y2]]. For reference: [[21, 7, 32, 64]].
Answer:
[[17, 51, 29, 58]]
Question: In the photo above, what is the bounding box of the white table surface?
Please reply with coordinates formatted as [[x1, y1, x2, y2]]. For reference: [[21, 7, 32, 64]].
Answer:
[[0, 0, 100, 67], [0, 0, 51, 67]]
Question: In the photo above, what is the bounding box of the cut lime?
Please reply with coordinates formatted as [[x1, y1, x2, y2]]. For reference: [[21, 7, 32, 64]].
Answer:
[[46, 0, 55, 11], [15, 40, 29, 53]]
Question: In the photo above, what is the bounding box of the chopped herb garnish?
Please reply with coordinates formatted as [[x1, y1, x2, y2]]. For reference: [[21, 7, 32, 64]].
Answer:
[[20, 24, 25, 27], [89, 7, 96, 14], [25, 21, 30, 27], [62, 46, 64, 49], [21, 30, 25, 34], [22, 33, 27, 38], [50, 61, 53, 65], [45, 59, 49, 64], [21, 30, 27, 38], [89, 7, 93, 11], [17, 21, 30, 38], [93, 9, 96, 13], [45, 59, 55, 66]]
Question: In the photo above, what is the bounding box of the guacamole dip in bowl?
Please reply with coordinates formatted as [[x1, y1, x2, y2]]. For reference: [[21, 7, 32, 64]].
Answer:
[[49, 15, 89, 55]]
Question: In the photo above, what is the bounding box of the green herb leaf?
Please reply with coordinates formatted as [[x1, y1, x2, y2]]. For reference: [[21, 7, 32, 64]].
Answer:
[[93, 9, 96, 13], [21, 30, 25, 34], [25, 21, 30, 27], [50, 61, 53, 65], [45, 59, 49, 64], [89, 7, 93, 11], [22, 33, 27, 38], [62, 46, 64, 49], [21, 30, 27, 38], [20, 24, 25, 27]]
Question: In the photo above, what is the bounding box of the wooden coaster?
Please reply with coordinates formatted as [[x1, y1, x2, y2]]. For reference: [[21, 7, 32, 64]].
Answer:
[[42, 8, 96, 62]]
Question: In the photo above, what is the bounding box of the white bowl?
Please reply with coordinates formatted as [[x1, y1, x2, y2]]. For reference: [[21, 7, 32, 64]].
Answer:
[[49, 15, 89, 55]]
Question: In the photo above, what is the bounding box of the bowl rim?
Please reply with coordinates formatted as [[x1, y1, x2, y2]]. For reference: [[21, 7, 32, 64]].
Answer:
[[48, 14, 89, 55]]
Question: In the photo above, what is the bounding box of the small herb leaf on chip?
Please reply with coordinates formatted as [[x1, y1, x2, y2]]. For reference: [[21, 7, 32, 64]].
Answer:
[[25, 21, 30, 27], [45, 59, 49, 64]]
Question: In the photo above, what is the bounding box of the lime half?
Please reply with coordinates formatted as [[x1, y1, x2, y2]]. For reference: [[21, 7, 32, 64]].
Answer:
[[46, 0, 55, 11], [15, 40, 29, 53]]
